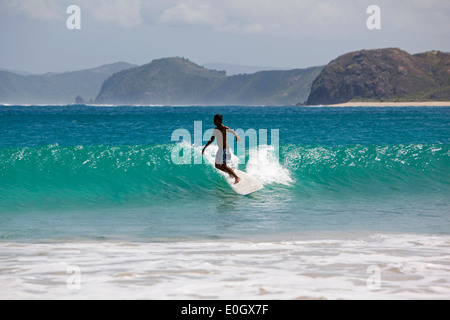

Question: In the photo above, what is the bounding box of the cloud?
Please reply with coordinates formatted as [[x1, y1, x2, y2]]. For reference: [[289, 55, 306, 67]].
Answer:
[[1, 0, 144, 27], [385, 0, 450, 33], [78, 0, 143, 27], [154, 0, 450, 39], [2, 0, 65, 21], [156, 0, 361, 36], [158, 2, 220, 26], [158, 0, 274, 34], [2, 0, 449, 37]]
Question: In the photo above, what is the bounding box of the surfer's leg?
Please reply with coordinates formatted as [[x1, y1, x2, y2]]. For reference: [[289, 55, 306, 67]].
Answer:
[[219, 164, 241, 184], [215, 163, 227, 172], [215, 164, 241, 184], [227, 166, 241, 184], [215, 150, 241, 184]]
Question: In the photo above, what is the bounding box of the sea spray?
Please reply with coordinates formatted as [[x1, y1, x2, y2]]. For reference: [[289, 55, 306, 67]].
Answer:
[[246, 145, 293, 185]]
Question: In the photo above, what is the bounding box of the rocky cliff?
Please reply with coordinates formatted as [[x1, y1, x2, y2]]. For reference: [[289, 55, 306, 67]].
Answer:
[[306, 48, 450, 105]]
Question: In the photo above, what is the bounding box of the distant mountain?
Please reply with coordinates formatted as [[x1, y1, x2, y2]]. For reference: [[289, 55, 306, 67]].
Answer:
[[0, 62, 136, 105], [96, 57, 323, 106], [306, 48, 450, 105], [202, 63, 290, 76], [96, 58, 226, 105], [204, 68, 322, 106], [0, 67, 33, 76]]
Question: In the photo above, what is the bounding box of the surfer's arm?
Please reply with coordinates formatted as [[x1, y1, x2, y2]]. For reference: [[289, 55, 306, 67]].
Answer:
[[226, 128, 242, 142], [202, 136, 215, 154]]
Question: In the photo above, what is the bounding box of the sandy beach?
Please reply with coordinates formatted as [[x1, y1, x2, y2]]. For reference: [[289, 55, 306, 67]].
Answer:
[[328, 101, 450, 107]]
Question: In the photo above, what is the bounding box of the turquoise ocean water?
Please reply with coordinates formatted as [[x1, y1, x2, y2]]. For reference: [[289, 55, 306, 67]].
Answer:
[[0, 105, 449, 241]]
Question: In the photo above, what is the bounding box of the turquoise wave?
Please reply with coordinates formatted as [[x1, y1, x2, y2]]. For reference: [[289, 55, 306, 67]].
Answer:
[[284, 144, 450, 196], [0, 143, 449, 211], [0, 144, 219, 210]]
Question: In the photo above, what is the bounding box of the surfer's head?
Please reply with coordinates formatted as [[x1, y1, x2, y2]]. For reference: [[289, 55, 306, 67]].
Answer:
[[214, 114, 223, 125]]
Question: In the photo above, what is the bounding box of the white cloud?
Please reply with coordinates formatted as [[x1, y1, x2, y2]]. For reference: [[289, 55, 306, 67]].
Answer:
[[2, 0, 449, 36], [78, 0, 143, 27], [385, 0, 450, 33], [155, 0, 361, 36], [1, 0, 144, 27], [153, 0, 450, 39], [2, 0, 65, 21], [158, 1, 221, 26]]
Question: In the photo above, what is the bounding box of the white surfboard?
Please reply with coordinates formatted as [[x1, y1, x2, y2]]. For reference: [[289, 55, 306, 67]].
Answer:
[[224, 169, 263, 195]]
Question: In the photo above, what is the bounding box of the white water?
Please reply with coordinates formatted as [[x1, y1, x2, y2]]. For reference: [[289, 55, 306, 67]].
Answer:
[[1, 232, 449, 300], [196, 143, 292, 186]]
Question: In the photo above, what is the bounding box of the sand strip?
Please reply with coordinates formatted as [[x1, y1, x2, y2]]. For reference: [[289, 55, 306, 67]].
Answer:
[[327, 101, 450, 107]]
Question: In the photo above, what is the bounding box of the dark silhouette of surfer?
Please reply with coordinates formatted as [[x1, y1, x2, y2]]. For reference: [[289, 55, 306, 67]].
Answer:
[[202, 114, 242, 184]]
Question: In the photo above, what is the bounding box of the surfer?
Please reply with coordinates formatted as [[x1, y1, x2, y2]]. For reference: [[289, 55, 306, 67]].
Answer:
[[202, 114, 242, 184]]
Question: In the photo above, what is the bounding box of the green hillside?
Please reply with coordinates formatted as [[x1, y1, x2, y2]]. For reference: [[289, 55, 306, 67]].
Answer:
[[206, 67, 322, 105], [96, 58, 226, 105], [95, 57, 323, 106]]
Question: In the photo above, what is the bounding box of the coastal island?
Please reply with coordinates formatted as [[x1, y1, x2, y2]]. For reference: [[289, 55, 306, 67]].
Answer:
[[306, 48, 450, 106]]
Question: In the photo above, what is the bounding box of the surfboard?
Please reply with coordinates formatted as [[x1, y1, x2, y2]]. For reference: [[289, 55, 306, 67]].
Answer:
[[224, 169, 263, 195]]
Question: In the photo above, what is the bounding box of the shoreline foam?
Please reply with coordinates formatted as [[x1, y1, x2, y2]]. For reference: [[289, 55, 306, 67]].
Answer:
[[1, 232, 449, 300]]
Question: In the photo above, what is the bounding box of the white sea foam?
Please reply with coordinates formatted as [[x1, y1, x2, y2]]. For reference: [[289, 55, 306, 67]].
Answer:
[[196, 143, 292, 186], [246, 145, 293, 185], [1, 232, 449, 300]]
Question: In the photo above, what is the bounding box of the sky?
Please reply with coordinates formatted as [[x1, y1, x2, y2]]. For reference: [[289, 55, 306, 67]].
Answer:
[[1, 0, 449, 74]]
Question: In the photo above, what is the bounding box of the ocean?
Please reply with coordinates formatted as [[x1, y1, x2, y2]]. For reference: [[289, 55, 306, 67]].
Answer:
[[1, 105, 449, 299]]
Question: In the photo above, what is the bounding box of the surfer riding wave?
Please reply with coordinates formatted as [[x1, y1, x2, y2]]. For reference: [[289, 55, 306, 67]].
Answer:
[[202, 114, 242, 184]]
